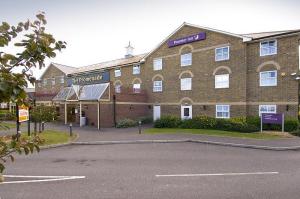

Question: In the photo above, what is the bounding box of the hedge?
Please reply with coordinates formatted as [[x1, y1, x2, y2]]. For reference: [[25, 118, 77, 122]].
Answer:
[[154, 115, 299, 133]]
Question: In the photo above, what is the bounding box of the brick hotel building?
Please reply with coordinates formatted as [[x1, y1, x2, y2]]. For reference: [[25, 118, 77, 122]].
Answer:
[[35, 23, 300, 128]]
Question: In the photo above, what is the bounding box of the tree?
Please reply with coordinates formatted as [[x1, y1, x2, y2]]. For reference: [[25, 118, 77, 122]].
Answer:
[[0, 12, 66, 176], [31, 105, 57, 133]]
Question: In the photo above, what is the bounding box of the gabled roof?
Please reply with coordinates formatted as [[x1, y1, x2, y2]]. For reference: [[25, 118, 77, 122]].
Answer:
[[51, 62, 76, 75], [39, 62, 76, 80], [71, 53, 146, 74], [240, 29, 300, 40], [143, 22, 252, 60]]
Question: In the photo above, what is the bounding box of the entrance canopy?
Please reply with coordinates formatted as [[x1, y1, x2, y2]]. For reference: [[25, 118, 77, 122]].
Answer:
[[53, 83, 109, 102]]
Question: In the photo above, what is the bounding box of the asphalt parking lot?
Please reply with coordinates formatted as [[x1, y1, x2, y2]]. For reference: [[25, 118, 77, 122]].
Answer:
[[1, 143, 300, 199]]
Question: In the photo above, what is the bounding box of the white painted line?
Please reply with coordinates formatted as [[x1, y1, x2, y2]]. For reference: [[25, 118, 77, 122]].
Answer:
[[1, 175, 85, 185], [156, 171, 279, 177], [3, 175, 85, 179]]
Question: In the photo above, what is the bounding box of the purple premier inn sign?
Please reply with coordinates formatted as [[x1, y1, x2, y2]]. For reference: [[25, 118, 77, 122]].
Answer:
[[262, 113, 283, 124], [261, 113, 284, 132], [168, 32, 206, 48]]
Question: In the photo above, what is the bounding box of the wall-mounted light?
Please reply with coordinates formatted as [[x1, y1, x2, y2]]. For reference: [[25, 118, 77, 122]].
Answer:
[[203, 105, 207, 110], [286, 105, 289, 111]]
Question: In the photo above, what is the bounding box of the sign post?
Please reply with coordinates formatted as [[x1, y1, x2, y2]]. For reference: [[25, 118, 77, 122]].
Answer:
[[261, 113, 284, 132]]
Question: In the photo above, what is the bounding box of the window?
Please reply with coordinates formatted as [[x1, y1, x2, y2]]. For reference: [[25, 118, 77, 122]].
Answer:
[[153, 81, 162, 92], [181, 53, 192, 66], [133, 64, 140, 75], [115, 84, 121, 93], [37, 82, 41, 88], [180, 78, 192, 90], [115, 69, 121, 77], [216, 105, 230, 118], [59, 76, 64, 84], [133, 83, 141, 93], [51, 78, 55, 86], [215, 74, 229, 88], [259, 105, 276, 116], [260, 40, 277, 56], [215, 46, 229, 61], [43, 78, 48, 86], [181, 105, 192, 119], [153, 58, 162, 71], [260, 70, 277, 86]]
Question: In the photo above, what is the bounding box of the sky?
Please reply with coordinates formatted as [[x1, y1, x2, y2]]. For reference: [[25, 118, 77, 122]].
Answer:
[[1, 0, 300, 81]]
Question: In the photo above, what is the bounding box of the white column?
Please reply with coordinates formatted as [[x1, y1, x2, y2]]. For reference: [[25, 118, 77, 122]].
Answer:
[[79, 102, 82, 127], [64, 103, 67, 125], [9, 102, 11, 113], [97, 102, 100, 130]]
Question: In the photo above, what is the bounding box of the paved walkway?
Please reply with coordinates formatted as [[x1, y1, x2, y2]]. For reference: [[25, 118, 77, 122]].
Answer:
[[2, 121, 300, 150]]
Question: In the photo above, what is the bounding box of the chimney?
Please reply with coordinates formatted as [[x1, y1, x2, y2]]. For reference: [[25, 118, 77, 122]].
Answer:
[[125, 41, 134, 58]]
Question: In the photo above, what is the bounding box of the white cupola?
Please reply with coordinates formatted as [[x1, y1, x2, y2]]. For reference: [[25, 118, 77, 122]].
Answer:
[[125, 41, 134, 58]]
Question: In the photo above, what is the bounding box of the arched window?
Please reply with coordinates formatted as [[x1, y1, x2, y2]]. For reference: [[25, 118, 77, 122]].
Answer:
[[213, 66, 232, 89], [179, 70, 193, 91], [152, 74, 164, 92]]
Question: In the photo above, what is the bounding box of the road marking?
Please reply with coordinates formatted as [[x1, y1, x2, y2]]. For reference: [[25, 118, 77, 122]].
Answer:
[[155, 171, 279, 177], [1, 175, 85, 184]]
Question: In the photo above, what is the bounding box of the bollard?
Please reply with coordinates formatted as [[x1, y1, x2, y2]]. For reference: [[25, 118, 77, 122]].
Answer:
[[138, 120, 142, 134], [69, 123, 73, 137], [16, 130, 21, 141], [42, 122, 45, 132]]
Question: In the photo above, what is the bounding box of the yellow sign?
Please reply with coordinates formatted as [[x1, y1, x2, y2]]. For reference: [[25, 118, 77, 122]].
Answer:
[[19, 105, 29, 122]]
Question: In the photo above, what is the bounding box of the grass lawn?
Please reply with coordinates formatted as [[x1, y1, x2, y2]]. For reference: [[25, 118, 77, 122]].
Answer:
[[21, 130, 77, 146], [145, 128, 289, 139], [0, 122, 16, 129]]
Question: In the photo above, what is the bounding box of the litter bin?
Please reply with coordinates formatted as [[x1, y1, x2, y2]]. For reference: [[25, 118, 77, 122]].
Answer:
[[80, 117, 86, 126]]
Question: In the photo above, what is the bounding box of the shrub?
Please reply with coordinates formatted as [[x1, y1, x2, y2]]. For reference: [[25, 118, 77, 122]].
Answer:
[[246, 116, 299, 132], [116, 118, 138, 128], [180, 116, 217, 129], [139, 116, 153, 124], [154, 115, 181, 128]]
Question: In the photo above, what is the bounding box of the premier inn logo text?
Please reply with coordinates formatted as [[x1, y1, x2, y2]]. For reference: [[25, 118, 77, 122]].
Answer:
[[72, 74, 103, 84]]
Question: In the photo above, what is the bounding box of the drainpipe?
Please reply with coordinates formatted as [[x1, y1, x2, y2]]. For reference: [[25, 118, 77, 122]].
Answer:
[[113, 95, 116, 127]]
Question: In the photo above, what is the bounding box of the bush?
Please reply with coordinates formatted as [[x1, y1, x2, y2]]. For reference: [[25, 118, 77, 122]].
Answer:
[[116, 118, 138, 128], [139, 116, 153, 124], [180, 116, 217, 129], [154, 115, 181, 128], [0, 112, 16, 121], [246, 116, 299, 132]]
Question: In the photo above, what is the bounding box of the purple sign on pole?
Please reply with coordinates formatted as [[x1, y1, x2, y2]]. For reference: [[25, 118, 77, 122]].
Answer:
[[168, 32, 206, 48], [261, 113, 283, 124]]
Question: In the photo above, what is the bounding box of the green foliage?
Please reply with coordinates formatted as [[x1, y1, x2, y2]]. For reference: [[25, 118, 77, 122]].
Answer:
[[0, 134, 42, 173], [154, 115, 298, 133], [247, 116, 299, 132], [0, 12, 66, 175], [154, 115, 182, 128], [116, 118, 138, 128], [139, 116, 153, 124], [0, 12, 66, 105], [0, 111, 16, 121], [31, 105, 57, 123]]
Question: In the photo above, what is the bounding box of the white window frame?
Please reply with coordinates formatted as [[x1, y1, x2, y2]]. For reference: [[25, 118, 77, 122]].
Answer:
[[153, 58, 162, 71], [132, 64, 140, 75], [153, 80, 162, 92], [114, 68, 121, 77], [43, 78, 48, 86], [115, 84, 121, 93], [51, 78, 55, 86], [181, 53, 192, 66], [215, 46, 230, 61], [259, 70, 277, 87], [259, 105, 276, 116], [260, 40, 277, 56], [59, 76, 64, 84], [180, 78, 192, 91], [216, 105, 230, 119], [133, 83, 141, 93], [181, 105, 192, 120], [215, 74, 229, 89]]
